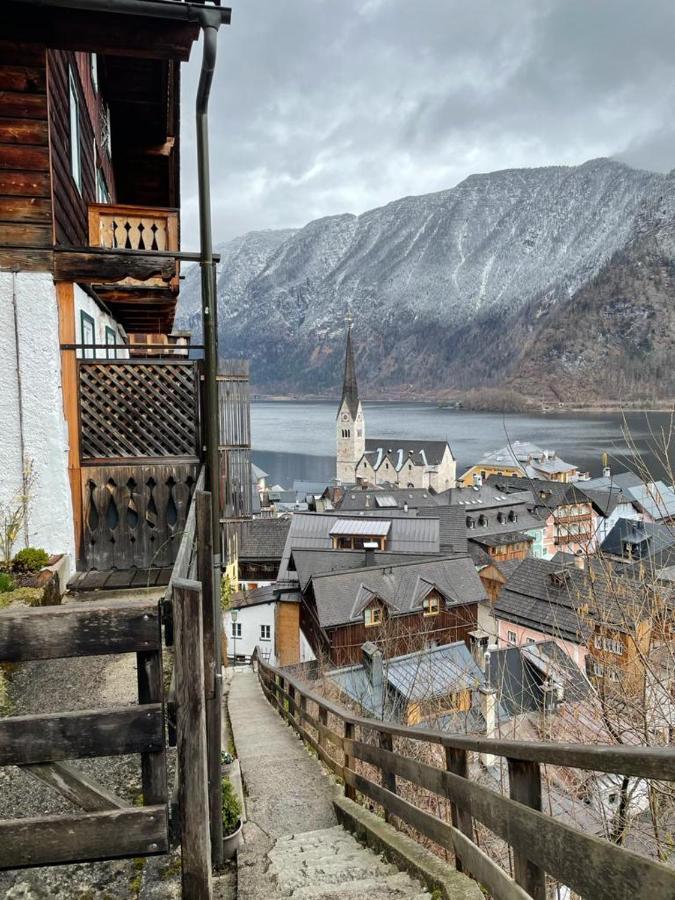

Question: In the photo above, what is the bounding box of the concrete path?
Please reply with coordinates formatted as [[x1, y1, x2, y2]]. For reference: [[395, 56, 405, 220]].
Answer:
[[228, 668, 430, 899]]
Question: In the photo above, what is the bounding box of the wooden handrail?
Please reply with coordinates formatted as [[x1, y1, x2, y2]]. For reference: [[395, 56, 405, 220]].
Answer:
[[255, 655, 675, 900]]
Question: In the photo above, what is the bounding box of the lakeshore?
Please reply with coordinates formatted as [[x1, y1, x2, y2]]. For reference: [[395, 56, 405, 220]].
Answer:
[[251, 400, 673, 487]]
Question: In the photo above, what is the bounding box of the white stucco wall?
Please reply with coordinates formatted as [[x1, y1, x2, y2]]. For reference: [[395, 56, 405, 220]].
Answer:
[[74, 284, 127, 359], [0, 273, 75, 577], [224, 602, 276, 661]]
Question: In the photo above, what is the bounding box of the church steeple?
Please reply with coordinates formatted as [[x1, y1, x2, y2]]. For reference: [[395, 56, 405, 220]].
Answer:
[[339, 325, 360, 420], [336, 324, 365, 484]]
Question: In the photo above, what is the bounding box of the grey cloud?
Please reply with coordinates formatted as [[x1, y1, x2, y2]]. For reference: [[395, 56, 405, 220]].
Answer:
[[178, 0, 675, 248]]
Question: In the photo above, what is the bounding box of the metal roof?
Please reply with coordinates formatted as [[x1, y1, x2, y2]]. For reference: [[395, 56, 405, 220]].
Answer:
[[329, 519, 391, 537]]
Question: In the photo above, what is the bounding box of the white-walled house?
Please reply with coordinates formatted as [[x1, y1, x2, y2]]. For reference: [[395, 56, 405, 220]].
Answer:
[[224, 585, 315, 667]]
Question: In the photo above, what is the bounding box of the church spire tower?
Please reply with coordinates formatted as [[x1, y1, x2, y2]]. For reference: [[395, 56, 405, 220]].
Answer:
[[336, 323, 365, 484]]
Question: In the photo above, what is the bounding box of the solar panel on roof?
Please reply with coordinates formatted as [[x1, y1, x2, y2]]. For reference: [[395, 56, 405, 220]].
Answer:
[[375, 495, 398, 508]]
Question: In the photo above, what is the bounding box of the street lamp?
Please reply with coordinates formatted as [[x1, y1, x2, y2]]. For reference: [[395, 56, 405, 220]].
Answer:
[[231, 608, 238, 668]]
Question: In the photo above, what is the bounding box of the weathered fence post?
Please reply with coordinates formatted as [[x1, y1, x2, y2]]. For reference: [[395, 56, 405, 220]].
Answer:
[[137, 643, 167, 806], [508, 758, 546, 900], [318, 706, 328, 752], [174, 579, 212, 899], [344, 721, 356, 800], [196, 491, 223, 868], [287, 681, 294, 725], [379, 731, 396, 822], [444, 744, 474, 873]]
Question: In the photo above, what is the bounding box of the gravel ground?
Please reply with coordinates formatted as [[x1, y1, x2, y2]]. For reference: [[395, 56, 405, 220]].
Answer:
[[0, 593, 186, 900]]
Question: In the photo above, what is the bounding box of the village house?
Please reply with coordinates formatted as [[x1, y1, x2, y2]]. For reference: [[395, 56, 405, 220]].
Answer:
[[329, 640, 487, 725], [584, 470, 675, 525], [459, 441, 584, 487], [299, 555, 487, 666], [237, 517, 291, 590], [0, 6, 212, 583], [223, 584, 315, 668], [600, 518, 675, 570], [487, 476, 607, 558], [336, 328, 456, 490], [492, 557, 593, 669]]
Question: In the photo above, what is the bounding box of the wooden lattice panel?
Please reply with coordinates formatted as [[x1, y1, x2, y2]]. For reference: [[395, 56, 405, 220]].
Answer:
[[79, 360, 199, 461]]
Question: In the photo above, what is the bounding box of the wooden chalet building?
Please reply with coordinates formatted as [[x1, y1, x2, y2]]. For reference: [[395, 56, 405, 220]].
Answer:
[[299, 556, 487, 667], [0, 1, 232, 582]]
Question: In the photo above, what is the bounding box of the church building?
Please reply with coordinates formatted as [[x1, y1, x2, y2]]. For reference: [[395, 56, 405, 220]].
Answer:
[[336, 329, 457, 491]]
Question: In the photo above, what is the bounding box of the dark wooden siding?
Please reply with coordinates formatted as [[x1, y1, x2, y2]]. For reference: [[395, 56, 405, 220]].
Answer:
[[301, 598, 479, 668], [47, 49, 97, 247], [0, 41, 52, 263]]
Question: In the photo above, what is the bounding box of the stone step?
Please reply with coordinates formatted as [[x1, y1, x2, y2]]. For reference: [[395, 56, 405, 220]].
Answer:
[[288, 871, 431, 899]]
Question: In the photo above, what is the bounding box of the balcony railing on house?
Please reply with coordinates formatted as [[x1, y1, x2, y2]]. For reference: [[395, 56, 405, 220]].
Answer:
[[255, 656, 675, 900]]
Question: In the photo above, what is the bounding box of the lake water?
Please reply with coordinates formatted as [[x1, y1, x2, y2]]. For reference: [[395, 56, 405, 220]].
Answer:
[[251, 401, 674, 488]]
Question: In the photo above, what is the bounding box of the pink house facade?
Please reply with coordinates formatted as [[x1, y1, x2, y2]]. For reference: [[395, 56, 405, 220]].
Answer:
[[495, 617, 588, 670]]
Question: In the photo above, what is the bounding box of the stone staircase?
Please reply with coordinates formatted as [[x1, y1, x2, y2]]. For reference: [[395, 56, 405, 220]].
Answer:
[[266, 825, 431, 899]]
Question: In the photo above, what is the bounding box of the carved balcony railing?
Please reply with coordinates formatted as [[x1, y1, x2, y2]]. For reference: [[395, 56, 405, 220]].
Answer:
[[87, 202, 180, 291]]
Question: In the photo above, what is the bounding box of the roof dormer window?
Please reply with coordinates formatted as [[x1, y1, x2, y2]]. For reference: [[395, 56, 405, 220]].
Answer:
[[423, 595, 440, 617], [364, 607, 383, 627]]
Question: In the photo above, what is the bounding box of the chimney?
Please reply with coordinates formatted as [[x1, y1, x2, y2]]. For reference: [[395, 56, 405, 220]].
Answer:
[[362, 641, 383, 690], [364, 540, 378, 567], [473, 472, 483, 489], [365, 495, 371, 508], [479, 684, 497, 768], [403, 501, 409, 513], [574, 553, 585, 570], [603, 465, 611, 479]]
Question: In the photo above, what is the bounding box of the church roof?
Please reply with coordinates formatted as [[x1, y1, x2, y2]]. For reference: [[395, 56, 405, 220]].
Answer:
[[338, 326, 360, 419], [364, 439, 451, 469]]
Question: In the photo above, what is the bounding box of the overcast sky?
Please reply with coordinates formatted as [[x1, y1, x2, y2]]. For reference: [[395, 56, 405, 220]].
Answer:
[[179, 0, 675, 248]]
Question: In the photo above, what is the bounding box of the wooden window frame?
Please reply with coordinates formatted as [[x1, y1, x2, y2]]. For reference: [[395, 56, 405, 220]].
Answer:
[[423, 596, 440, 617], [69, 66, 82, 195], [364, 607, 383, 628], [80, 311, 96, 360], [105, 325, 117, 360]]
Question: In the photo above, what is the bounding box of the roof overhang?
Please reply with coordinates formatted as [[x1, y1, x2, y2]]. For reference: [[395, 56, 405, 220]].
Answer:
[[4, 0, 231, 60]]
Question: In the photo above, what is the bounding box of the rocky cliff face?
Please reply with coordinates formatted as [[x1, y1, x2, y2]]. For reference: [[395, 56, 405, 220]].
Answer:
[[176, 158, 675, 402]]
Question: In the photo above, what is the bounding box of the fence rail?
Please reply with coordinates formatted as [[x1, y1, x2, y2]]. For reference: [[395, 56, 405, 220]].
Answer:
[[256, 656, 675, 900], [0, 596, 168, 871]]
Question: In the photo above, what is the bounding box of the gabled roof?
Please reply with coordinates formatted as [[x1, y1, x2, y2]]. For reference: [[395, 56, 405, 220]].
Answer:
[[601, 518, 675, 563], [417, 506, 468, 554], [311, 556, 486, 628], [277, 512, 441, 581], [488, 640, 593, 716], [338, 326, 360, 419], [290, 548, 441, 591], [328, 641, 485, 719], [364, 439, 452, 468], [493, 557, 595, 644], [239, 517, 291, 560], [485, 475, 605, 517]]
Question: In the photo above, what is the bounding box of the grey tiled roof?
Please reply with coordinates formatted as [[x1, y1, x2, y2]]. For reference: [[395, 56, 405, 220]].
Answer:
[[601, 518, 675, 563], [493, 557, 595, 644], [290, 549, 440, 591], [312, 556, 486, 628], [336, 487, 442, 511], [277, 511, 440, 581], [239, 518, 291, 560], [418, 506, 468, 554], [488, 640, 592, 716], [365, 438, 452, 467]]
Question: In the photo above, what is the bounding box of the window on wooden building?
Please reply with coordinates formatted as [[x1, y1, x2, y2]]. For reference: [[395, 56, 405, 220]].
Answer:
[[105, 326, 117, 360], [423, 595, 440, 616], [80, 311, 96, 359], [364, 607, 383, 627], [69, 67, 82, 194]]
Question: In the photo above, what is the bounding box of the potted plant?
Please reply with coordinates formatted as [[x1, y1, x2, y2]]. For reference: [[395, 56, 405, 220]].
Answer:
[[221, 777, 243, 859]]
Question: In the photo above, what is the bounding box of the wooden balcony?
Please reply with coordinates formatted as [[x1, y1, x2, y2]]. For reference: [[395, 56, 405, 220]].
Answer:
[[75, 203, 181, 333]]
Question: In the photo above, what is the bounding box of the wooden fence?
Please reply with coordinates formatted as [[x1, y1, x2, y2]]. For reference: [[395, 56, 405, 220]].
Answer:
[[256, 656, 675, 900], [0, 597, 168, 869]]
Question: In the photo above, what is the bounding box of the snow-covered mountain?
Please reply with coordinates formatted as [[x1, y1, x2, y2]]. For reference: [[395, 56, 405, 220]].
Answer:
[[176, 158, 675, 402]]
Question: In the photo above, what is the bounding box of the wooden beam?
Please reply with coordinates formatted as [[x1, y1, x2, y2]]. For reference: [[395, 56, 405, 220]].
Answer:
[[56, 281, 83, 559], [53, 249, 176, 284], [22, 761, 126, 812], [137, 650, 167, 806], [0, 805, 167, 870], [173, 578, 212, 899], [0, 597, 161, 662], [0, 247, 52, 272], [0, 704, 163, 766], [508, 759, 545, 900]]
